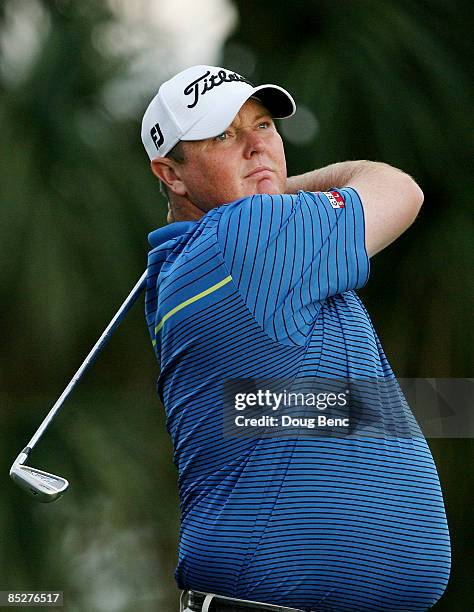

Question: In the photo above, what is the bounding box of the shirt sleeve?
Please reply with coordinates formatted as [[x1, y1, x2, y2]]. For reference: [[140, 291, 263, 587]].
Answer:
[[216, 188, 370, 345]]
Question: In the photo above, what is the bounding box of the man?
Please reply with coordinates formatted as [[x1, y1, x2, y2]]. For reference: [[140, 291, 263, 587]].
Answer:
[[142, 66, 451, 612]]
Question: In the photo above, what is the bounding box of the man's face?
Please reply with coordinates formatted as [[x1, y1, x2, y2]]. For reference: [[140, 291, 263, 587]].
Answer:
[[175, 98, 287, 211]]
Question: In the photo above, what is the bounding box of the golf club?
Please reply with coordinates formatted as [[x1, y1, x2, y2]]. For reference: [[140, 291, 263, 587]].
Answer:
[[10, 270, 147, 502]]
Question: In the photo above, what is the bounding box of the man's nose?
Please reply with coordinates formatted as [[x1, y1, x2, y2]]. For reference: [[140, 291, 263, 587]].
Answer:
[[243, 129, 265, 158]]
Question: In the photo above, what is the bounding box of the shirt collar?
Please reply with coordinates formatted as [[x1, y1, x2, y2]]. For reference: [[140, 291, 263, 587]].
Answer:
[[148, 221, 199, 249]]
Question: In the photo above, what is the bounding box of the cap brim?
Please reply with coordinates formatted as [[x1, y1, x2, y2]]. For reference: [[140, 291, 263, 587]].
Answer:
[[181, 83, 296, 142], [251, 84, 296, 118]]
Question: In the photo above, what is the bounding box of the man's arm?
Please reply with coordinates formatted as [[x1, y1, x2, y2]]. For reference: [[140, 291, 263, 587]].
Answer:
[[286, 161, 424, 257]]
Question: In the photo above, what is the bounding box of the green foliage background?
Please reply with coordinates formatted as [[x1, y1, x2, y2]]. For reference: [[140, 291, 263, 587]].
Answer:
[[0, 0, 472, 610]]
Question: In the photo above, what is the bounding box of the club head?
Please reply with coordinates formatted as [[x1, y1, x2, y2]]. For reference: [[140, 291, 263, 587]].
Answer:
[[10, 464, 69, 503]]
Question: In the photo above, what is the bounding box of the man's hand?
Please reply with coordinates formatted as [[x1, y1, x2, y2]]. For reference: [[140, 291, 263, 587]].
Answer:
[[286, 161, 424, 257]]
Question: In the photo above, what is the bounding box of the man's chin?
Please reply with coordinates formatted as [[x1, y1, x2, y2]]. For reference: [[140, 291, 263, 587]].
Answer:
[[252, 178, 282, 196]]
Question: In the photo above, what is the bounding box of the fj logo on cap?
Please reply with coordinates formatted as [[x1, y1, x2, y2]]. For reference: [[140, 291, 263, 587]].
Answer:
[[151, 123, 164, 149]]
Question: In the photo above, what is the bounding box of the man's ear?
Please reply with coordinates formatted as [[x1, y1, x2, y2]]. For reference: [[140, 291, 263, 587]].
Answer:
[[151, 158, 187, 196]]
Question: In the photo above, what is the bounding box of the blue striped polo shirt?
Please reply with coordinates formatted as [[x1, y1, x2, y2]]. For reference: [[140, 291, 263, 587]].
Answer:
[[145, 189, 450, 611]]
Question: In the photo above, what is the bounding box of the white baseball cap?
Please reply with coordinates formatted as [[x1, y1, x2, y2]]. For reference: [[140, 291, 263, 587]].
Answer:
[[141, 65, 296, 160]]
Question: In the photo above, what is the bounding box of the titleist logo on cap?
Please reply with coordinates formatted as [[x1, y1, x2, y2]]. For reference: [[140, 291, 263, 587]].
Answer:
[[183, 69, 252, 109]]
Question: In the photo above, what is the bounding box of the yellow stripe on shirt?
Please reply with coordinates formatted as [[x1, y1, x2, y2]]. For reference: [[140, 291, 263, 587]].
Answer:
[[153, 275, 233, 341]]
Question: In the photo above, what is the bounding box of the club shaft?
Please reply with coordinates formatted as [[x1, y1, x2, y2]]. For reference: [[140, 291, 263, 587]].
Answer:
[[22, 271, 148, 458]]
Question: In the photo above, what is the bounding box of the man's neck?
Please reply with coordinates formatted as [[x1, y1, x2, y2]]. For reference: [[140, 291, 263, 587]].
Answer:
[[168, 195, 207, 222]]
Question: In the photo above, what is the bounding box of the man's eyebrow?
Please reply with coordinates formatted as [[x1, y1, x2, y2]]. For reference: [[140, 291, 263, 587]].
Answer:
[[255, 111, 273, 121], [230, 111, 273, 129]]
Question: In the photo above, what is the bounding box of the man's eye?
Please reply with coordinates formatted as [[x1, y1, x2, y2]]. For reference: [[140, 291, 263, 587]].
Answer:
[[214, 132, 228, 142], [258, 121, 271, 129]]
